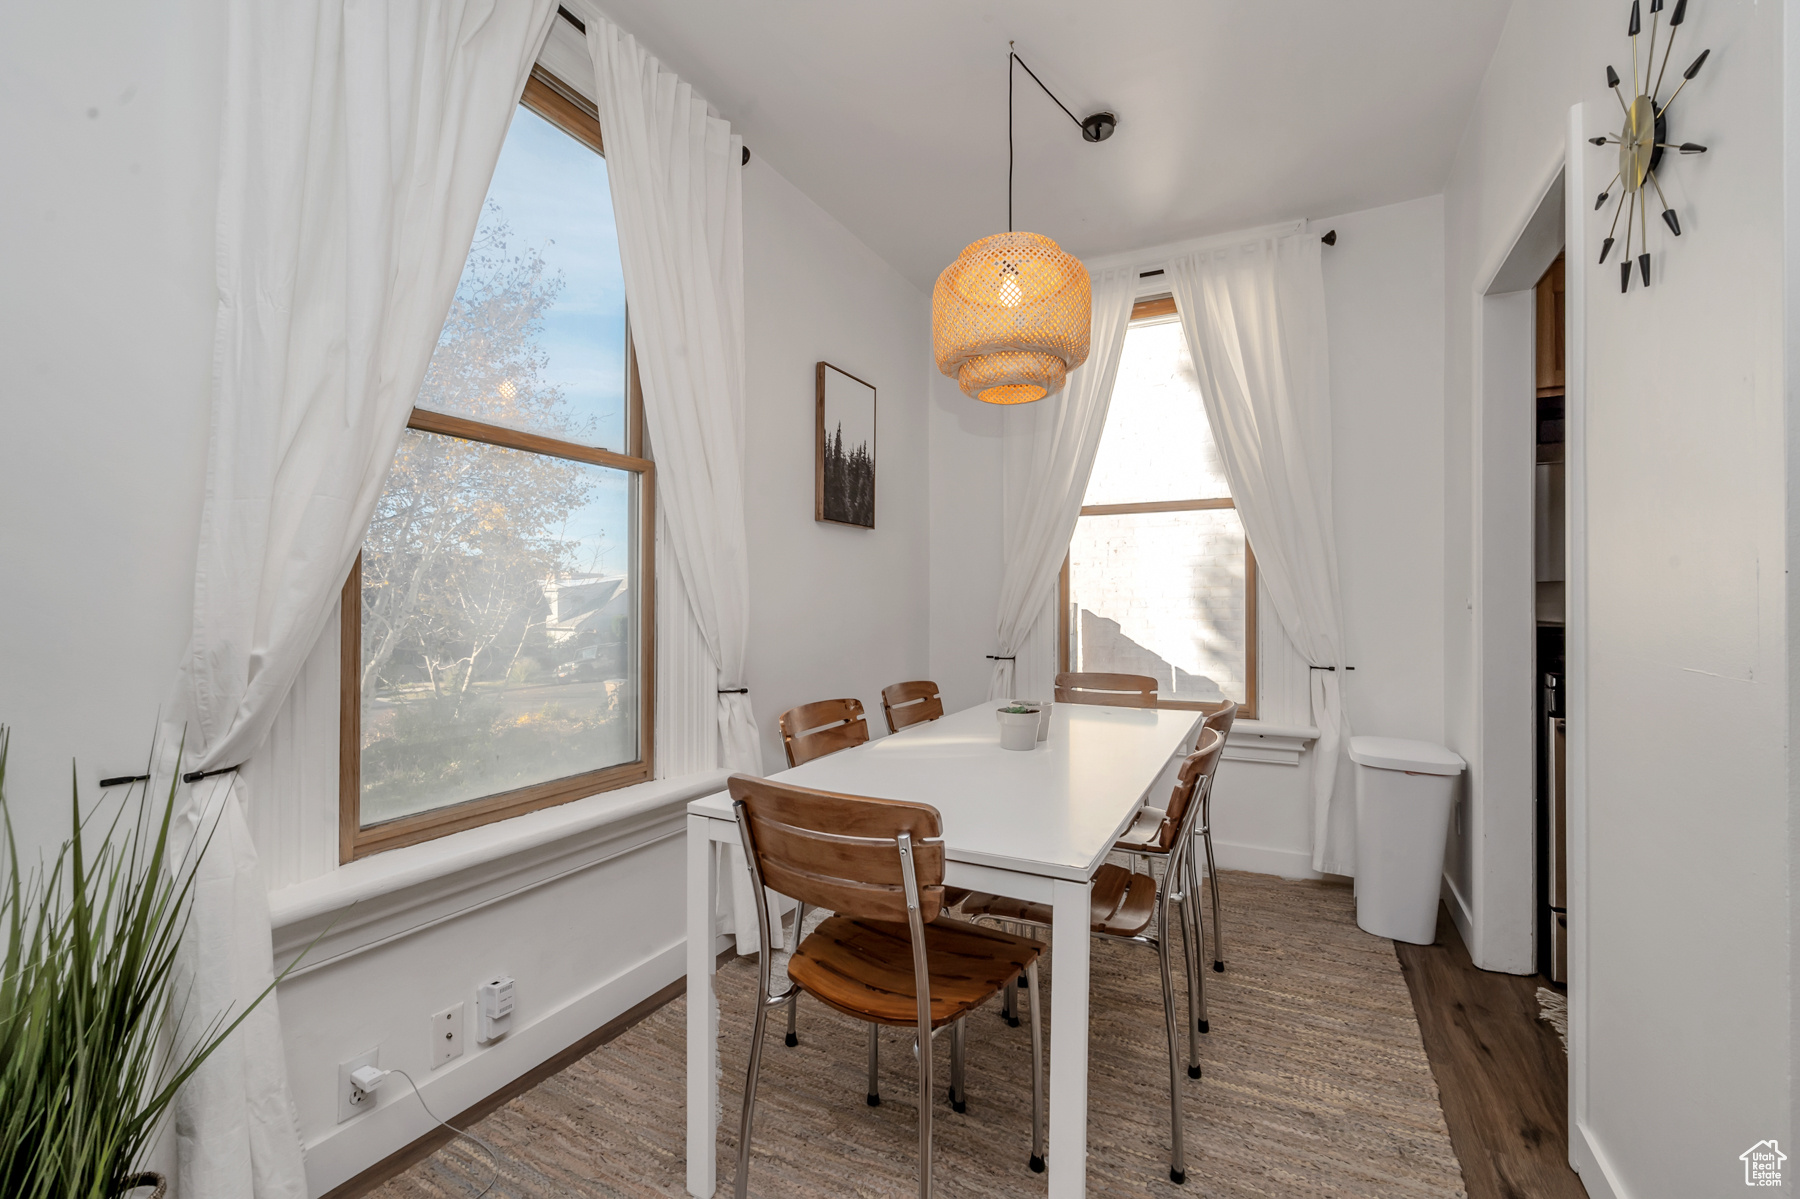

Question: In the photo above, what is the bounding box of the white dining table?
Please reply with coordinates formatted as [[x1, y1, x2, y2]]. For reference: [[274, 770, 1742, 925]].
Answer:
[[684, 700, 1203, 1198]]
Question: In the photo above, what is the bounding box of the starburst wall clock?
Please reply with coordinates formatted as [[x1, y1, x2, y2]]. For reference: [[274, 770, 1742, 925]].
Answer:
[[1590, 0, 1711, 292]]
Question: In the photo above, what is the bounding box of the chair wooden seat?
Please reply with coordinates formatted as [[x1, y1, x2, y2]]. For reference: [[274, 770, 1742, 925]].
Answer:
[[956, 863, 1156, 938], [789, 915, 1043, 1029], [1114, 806, 1175, 852]]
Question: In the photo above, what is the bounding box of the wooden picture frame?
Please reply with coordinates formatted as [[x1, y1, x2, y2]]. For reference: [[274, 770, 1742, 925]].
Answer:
[[815, 361, 877, 529]]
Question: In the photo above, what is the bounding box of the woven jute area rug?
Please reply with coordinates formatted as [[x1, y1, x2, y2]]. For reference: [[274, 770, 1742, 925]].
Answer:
[[373, 871, 1466, 1197]]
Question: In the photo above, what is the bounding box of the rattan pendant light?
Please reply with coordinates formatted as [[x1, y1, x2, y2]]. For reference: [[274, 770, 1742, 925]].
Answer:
[[932, 48, 1113, 405]]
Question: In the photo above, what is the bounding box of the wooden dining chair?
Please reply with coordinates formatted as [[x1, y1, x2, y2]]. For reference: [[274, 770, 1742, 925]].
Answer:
[[729, 775, 1048, 1197], [772, 696, 873, 1049], [881, 680, 945, 734], [955, 726, 1227, 1186], [778, 697, 869, 768], [1054, 671, 1158, 708]]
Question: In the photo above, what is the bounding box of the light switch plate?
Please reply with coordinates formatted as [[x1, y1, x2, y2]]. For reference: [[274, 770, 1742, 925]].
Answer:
[[338, 1049, 380, 1123], [431, 1002, 465, 1069]]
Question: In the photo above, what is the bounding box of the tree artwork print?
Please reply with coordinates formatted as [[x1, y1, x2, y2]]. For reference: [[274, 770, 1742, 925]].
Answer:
[[816, 362, 877, 528]]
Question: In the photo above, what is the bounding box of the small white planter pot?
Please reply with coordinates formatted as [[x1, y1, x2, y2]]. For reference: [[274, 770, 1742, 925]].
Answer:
[[1012, 699, 1053, 741], [996, 707, 1041, 751]]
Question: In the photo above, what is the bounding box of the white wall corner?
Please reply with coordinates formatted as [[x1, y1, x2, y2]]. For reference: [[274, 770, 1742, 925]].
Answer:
[[1568, 1120, 1629, 1199], [1441, 870, 1475, 960]]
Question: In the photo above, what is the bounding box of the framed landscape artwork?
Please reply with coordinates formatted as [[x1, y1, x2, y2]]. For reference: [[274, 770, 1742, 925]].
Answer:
[[815, 361, 876, 528]]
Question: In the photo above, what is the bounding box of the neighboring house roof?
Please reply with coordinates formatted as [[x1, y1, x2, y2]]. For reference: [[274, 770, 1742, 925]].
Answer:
[[542, 574, 629, 636]]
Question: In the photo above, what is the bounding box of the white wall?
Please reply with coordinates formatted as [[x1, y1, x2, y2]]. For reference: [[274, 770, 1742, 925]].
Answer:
[[740, 161, 933, 764], [0, 0, 223, 865], [927, 371, 1005, 714], [1443, 1, 1790, 1193], [1320, 196, 1448, 747]]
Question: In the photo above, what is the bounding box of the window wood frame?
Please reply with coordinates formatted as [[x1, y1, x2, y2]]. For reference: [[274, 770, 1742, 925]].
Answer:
[[339, 68, 654, 863], [1057, 295, 1259, 718]]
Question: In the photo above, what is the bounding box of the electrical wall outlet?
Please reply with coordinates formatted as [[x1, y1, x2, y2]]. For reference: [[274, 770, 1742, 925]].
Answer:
[[338, 1048, 380, 1123], [431, 1002, 465, 1069], [477, 976, 514, 1043]]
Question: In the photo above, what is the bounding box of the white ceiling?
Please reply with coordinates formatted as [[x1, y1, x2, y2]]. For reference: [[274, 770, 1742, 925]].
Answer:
[[590, 1, 1513, 290]]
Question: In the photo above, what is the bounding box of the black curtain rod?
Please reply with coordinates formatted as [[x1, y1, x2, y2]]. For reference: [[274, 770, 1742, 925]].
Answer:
[[1136, 228, 1335, 280]]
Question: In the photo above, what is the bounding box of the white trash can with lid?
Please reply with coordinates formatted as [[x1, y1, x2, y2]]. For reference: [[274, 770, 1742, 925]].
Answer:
[[1349, 736, 1467, 945]]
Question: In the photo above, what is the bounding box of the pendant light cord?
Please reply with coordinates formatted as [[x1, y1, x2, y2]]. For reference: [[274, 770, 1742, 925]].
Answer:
[[1007, 44, 1089, 234]]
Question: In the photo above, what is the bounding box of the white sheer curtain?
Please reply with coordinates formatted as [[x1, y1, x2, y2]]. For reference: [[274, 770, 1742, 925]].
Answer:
[[161, 3, 555, 1194], [586, 15, 761, 779], [586, 16, 783, 954], [1168, 229, 1354, 875], [990, 266, 1139, 701]]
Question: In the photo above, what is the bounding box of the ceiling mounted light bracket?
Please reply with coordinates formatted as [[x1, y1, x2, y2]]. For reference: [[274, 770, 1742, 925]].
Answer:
[[932, 45, 1111, 405]]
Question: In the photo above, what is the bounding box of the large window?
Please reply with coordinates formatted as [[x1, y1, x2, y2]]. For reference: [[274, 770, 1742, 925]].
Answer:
[[1061, 296, 1257, 716], [340, 69, 653, 862]]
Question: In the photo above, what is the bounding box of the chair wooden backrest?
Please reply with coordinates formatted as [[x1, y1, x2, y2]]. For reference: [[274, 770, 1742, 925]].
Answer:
[[1202, 699, 1238, 740], [881, 680, 945, 734], [1054, 672, 1158, 709], [1162, 726, 1228, 843], [778, 697, 870, 767], [728, 774, 946, 924]]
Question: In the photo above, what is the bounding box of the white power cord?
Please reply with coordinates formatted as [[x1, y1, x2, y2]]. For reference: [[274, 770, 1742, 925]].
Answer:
[[350, 1067, 503, 1199]]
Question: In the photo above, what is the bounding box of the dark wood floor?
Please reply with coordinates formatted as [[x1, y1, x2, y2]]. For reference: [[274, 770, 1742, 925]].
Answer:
[[1396, 904, 1587, 1199]]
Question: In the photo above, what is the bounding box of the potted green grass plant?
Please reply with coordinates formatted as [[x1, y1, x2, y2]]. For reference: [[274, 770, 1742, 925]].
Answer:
[[0, 728, 288, 1198]]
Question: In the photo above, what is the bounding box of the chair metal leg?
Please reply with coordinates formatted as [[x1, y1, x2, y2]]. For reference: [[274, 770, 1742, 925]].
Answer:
[[1203, 801, 1225, 972], [949, 1018, 967, 1112], [733, 986, 772, 1199], [916, 1015, 934, 1199], [1002, 976, 1020, 1027], [866, 1022, 881, 1106], [785, 902, 807, 1045], [1176, 856, 1206, 1067], [1156, 891, 1188, 1184], [1185, 851, 1210, 1038], [1026, 958, 1046, 1173]]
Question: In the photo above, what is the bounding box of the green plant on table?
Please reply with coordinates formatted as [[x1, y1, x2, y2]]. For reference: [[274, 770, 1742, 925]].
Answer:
[[0, 728, 289, 1199], [1000, 704, 1039, 715]]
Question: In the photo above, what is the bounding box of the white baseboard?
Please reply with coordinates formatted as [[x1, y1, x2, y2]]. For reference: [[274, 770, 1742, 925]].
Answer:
[[1570, 1118, 1628, 1199], [1205, 837, 1323, 880], [303, 937, 687, 1195], [1441, 872, 1475, 952]]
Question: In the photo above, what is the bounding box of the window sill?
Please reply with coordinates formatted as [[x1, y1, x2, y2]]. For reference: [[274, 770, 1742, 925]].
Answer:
[[1223, 720, 1318, 766], [268, 770, 731, 974]]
